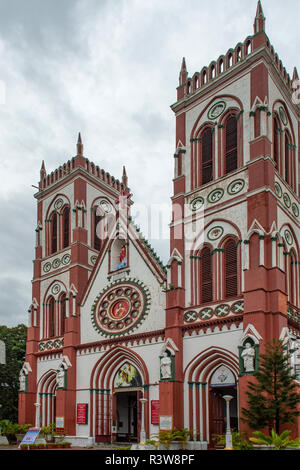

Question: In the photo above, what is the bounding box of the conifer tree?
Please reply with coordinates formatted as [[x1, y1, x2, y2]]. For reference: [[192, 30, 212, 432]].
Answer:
[[242, 339, 300, 434]]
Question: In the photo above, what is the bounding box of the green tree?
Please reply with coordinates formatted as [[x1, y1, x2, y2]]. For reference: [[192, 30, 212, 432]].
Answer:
[[0, 324, 27, 422], [242, 339, 300, 434]]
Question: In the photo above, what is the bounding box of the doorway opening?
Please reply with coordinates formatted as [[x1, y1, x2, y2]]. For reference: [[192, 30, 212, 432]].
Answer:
[[209, 386, 238, 444], [116, 391, 138, 442]]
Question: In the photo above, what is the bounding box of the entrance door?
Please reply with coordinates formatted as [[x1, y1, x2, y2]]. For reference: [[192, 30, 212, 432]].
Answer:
[[116, 391, 138, 442], [209, 387, 238, 446]]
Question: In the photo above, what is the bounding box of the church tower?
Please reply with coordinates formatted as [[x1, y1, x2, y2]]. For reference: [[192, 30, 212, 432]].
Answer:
[[165, 0, 300, 440], [19, 134, 131, 432]]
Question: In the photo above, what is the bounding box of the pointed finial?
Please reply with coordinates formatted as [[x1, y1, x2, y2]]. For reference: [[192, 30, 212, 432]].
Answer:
[[77, 132, 83, 156], [254, 1, 266, 34], [292, 67, 299, 81], [40, 160, 46, 180], [122, 165, 128, 188], [179, 57, 188, 86]]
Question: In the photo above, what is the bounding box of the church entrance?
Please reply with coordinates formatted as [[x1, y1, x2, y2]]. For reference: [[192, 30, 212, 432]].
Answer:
[[208, 366, 238, 448], [116, 391, 139, 442]]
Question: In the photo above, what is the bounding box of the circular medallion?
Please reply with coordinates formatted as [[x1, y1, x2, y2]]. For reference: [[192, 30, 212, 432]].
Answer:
[[51, 283, 61, 295], [231, 301, 244, 314], [199, 308, 214, 320], [283, 193, 291, 208], [207, 226, 224, 241], [207, 188, 224, 204], [61, 254, 71, 265], [190, 197, 205, 212], [54, 198, 64, 210], [90, 255, 98, 265], [215, 304, 230, 317], [184, 311, 197, 323], [279, 106, 288, 126], [91, 281, 150, 337], [52, 258, 61, 270], [43, 262, 52, 273], [274, 182, 283, 198], [292, 203, 299, 218], [227, 179, 245, 196], [284, 229, 293, 246], [208, 101, 226, 120]]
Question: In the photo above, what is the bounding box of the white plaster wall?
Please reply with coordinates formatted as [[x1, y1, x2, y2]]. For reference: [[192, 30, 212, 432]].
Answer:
[[80, 239, 166, 345]]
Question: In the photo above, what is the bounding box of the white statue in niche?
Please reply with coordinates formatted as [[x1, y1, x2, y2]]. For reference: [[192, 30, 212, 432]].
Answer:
[[160, 352, 172, 379], [56, 365, 65, 389], [241, 342, 255, 372], [19, 370, 26, 392]]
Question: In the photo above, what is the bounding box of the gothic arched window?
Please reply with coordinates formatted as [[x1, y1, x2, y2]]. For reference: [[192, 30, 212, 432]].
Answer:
[[200, 247, 213, 303], [62, 206, 70, 249], [224, 239, 238, 299], [201, 128, 213, 185], [50, 212, 58, 254], [48, 297, 55, 338], [225, 116, 238, 175]]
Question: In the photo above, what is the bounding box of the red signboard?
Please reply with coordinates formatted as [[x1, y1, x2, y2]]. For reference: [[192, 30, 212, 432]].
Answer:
[[151, 400, 160, 425], [77, 403, 88, 425]]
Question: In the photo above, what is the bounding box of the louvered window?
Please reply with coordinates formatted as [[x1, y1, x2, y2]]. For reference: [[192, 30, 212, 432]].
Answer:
[[273, 118, 279, 170], [51, 212, 57, 254], [285, 133, 290, 186], [94, 209, 102, 251], [225, 116, 238, 174], [60, 294, 67, 335], [224, 240, 238, 299], [62, 207, 70, 249], [49, 297, 55, 338], [201, 247, 213, 303], [202, 128, 213, 185]]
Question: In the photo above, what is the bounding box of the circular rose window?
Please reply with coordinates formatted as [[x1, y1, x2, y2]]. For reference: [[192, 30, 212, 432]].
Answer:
[[91, 281, 151, 337]]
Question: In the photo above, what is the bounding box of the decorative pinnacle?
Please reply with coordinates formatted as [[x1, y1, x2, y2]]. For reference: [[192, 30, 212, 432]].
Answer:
[[122, 165, 128, 188], [77, 132, 83, 156], [40, 160, 46, 180], [254, 1, 266, 34], [179, 57, 188, 86], [292, 67, 299, 81]]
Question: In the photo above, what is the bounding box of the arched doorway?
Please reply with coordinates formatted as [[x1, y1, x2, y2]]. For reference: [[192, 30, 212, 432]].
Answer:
[[112, 363, 143, 443], [209, 366, 238, 444]]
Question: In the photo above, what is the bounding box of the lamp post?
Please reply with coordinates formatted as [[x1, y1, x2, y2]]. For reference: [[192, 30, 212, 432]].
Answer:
[[34, 402, 41, 428], [139, 397, 148, 445], [223, 395, 233, 450]]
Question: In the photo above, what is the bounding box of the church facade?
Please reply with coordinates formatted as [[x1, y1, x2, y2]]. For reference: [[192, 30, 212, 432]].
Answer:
[[19, 2, 300, 447]]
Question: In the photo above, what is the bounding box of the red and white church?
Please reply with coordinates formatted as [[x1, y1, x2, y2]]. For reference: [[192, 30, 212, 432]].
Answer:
[[19, 2, 300, 448]]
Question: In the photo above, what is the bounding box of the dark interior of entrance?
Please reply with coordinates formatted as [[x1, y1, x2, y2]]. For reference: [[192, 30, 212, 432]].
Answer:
[[210, 386, 238, 437], [116, 391, 138, 442]]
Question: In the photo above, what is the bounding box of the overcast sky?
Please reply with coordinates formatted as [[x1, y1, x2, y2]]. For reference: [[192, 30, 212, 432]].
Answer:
[[0, 0, 298, 327]]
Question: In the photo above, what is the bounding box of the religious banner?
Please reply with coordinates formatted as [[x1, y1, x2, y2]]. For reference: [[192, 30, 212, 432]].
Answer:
[[19, 428, 41, 448]]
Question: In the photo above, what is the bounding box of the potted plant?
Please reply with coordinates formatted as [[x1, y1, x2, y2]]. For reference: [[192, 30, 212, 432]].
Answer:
[[158, 430, 173, 450], [41, 423, 56, 442], [172, 428, 191, 450], [15, 424, 32, 443]]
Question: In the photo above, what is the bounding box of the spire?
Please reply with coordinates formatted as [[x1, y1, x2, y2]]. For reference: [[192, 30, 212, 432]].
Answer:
[[122, 165, 128, 188], [77, 132, 83, 156], [254, 1, 266, 34], [40, 160, 46, 180], [179, 57, 188, 86], [292, 67, 299, 81]]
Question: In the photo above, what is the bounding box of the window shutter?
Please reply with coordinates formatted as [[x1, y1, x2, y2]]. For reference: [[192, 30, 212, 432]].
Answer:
[[201, 247, 213, 303], [49, 298, 55, 338], [63, 207, 70, 249], [285, 134, 290, 186], [51, 213, 57, 254], [224, 240, 238, 298], [202, 128, 213, 185], [225, 116, 237, 174], [94, 210, 102, 251], [273, 118, 279, 169]]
